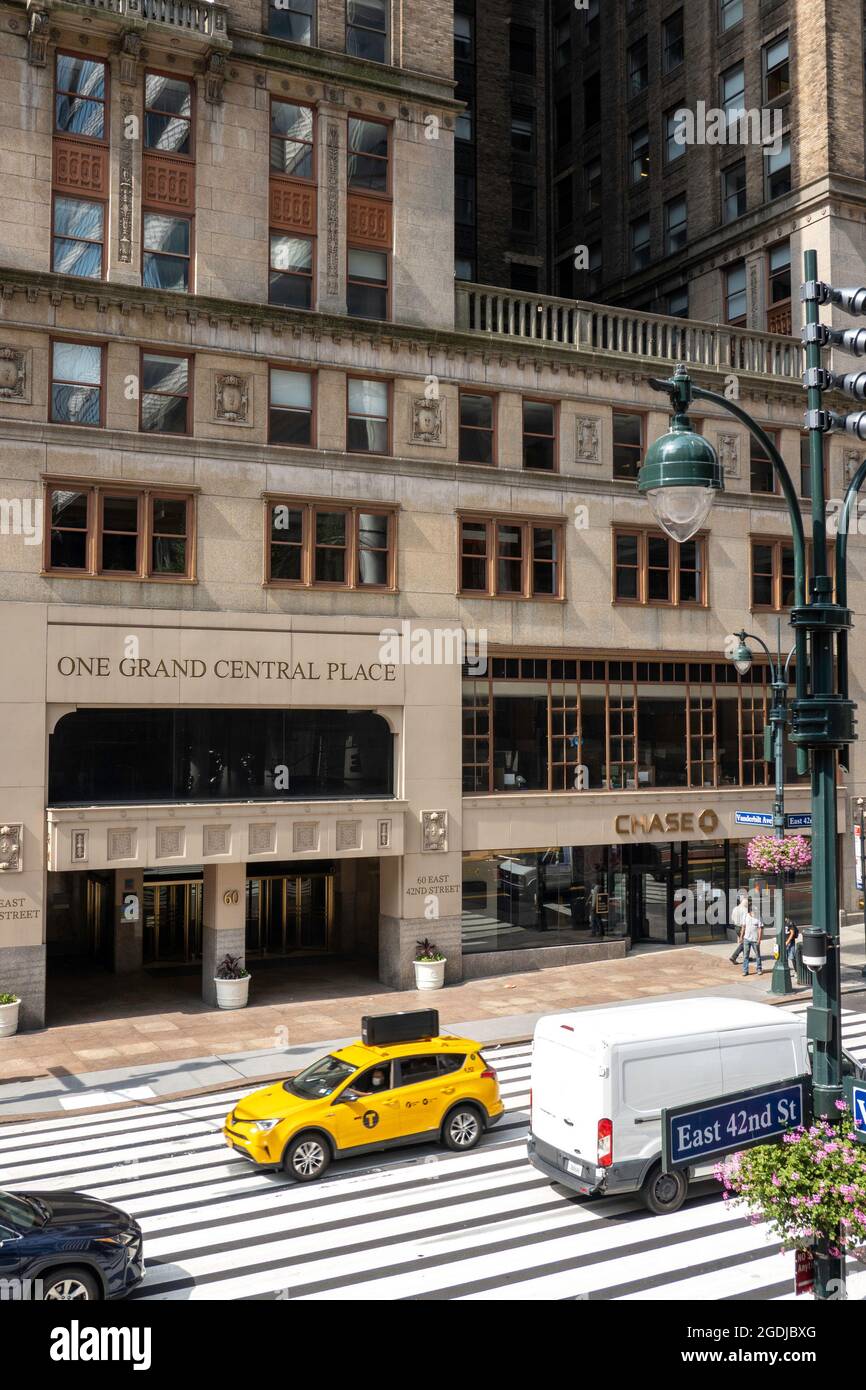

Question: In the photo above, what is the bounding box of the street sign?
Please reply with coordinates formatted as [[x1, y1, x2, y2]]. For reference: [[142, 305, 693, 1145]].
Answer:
[[661, 1075, 811, 1171], [844, 1077, 866, 1141], [735, 811, 774, 827], [786, 813, 813, 829], [795, 1248, 815, 1296]]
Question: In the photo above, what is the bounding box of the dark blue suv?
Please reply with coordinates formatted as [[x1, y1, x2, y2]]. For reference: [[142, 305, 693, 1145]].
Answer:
[[0, 1189, 144, 1300]]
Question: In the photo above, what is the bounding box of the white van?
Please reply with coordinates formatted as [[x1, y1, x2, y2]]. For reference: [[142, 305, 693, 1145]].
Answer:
[[527, 997, 808, 1215]]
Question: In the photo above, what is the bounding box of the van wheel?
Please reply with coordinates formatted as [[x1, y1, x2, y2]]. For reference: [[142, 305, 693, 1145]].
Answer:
[[441, 1104, 483, 1152], [640, 1164, 688, 1215], [284, 1132, 331, 1182], [40, 1268, 100, 1301]]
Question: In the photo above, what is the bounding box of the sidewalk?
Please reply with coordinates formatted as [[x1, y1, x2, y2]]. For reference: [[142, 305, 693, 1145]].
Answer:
[[0, 936, 848, 1121]]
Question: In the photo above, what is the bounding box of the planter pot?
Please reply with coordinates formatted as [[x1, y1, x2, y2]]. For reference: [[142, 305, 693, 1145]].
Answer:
[[214, 975, 250, 1010], [413, 958, 446, 991], [0, 998, 20, 1037]]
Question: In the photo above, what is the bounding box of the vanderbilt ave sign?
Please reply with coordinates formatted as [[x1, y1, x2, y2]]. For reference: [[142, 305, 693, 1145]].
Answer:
[[614, 809, 720, 837]]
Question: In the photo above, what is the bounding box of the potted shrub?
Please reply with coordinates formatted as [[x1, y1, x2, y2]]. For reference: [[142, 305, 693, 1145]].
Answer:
[[213, 954, 250, 1010], [0, 992, 19, 1038], [413, 939, 446, 991]]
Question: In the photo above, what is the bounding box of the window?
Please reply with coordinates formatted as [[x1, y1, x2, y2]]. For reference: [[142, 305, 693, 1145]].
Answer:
[[511, 184, 536, 236], [764, 33, 790, 101], [396, 1056, 439, 1086], [143, 212, 191, 292], [664, 196, 687, 255], [585, 0, 600, 44], [751, 538, 799, 610], [800, 435, 829, 500], [725, 261, 747, 324], [144, 73, 192, 154], [555, 177, 573, 230], [455, 173, 475, 226], [455, 100, 473, 143], [614, 528, 706, 606], [722, 159, 746, 222], [140, 353, 190, 435], [630, 216, 651, 271], [50, 341, 102, 426], [269, 0, 314, 44], [52, 196, 104, 278], [613, 412, 643, 479], [346, 0, 388, 64], [554, 94, 572, 153], [459, 392, 495, 465], [750, 429, 780, 494], [554, 16, 571, 71], [348, 117, 389, 192], [54, 53, 107, 139], [720, 62, 745, 125], [347, 377, 389, 453], [766, 133, 791, 200], [45, 481, 193, 579], [665, 108, 685, 163], [267, 498, 395, 589], [511, 103, 534, 154], [584, 72, 601, 127], [270, 101, 315, 179], [509, 23, 535, 75], [630, 125, 649, 183], [768, 240, 792, 306], [522, 400, 556, 471], [556, 257, 574, 297], [720, 0, 743, 32], [665, 285, 689, 317], [347, 246, 388, 319], [454, 10, 473, 62], [269, 233, 314, 308], [459, 516, 563, 599], [662, 9, 684, 72], [269, 368, 314, 445], [628, 37, 648, 96], [585, 157, 601, 212]]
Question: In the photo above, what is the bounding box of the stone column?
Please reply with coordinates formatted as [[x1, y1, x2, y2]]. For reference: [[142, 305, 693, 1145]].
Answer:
[[107, 49, 143, 287], [201, 862, 247, 1006], [316, 103, 347, 317], [113, 868, 144, 973]]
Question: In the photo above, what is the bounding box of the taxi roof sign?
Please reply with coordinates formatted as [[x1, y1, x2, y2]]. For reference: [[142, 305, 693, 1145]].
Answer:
[[361, 1010, 440, 1047]]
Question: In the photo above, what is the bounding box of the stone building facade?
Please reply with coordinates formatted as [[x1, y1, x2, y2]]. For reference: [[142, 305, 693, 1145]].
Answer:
[[0, 0, 861, 1030]]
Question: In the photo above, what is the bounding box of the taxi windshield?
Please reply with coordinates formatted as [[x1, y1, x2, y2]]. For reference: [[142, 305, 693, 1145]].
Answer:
[[285, 1055, 357, 1099]]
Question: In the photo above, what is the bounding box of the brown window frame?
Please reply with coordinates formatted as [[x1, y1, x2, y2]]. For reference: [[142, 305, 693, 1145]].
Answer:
[[264, 496, 398, 592], [54, 50, 109, 143], [144, 69, 195, 160], [139, 349, 193, 436], [612, 410, 645, 480], [346, 374, 391, 455], [458, 390, 497, 465], [268, 365, 317, 447], [458, 514, 566, 601], [725, 260, 747, 325], [269, 96, 315, 181], [612, 527, 709, 608], [51, 192, 107, 281], [750, 535, 825, 612], [50, 338, 106, 428], [43, 479, 196, 582], [521, 398, 558, 472], [749, 427, 781, 495]]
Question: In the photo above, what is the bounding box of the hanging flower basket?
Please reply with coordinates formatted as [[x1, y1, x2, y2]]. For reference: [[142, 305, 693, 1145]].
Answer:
[[746, 833, 812, 875], [715, 1105, 866, 1258]]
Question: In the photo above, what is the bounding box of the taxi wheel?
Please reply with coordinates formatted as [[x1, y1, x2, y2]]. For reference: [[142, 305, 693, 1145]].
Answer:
[[640, 1163, 688, 1215], [441, 1104, 484, 1152], [284, 1132, 332, 1182]]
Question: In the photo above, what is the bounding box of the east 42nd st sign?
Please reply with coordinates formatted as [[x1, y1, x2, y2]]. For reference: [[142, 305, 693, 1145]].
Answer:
[[662, 1076, 812, 1170]]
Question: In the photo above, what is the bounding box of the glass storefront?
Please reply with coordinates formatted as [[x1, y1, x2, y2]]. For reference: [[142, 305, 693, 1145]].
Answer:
[[49, 708, 394, 804], [461, 839, 814, 954]]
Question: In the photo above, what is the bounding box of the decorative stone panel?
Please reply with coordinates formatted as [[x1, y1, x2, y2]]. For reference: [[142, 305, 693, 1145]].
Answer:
[[53, 138, 108, 197], [336, 819, 361, 851], [214, 372, 251, 425], [575, 416, 601, 465], [347, 194, 391, 247], [107, 828, 137, 861], [156, 825, 185, 859], [143, 154, 195, 212], [293, 822, 319, 853], [203, 824, 231, 857], [421, 810, 448, 853], [249, 823, 276, 855], [0, 824, 22, 873], [0, 348, 29, 403], [269, 179, 316, 233], [71, 829, 89, 864], [377, 819, 391, 849], [411, 396, 444, 445], [716, 433, 741, 480]]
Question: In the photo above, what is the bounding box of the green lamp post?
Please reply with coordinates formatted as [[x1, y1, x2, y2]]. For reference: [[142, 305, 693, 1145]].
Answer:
[[727, 624, 796, 997], [637, 249, 866, 1301]]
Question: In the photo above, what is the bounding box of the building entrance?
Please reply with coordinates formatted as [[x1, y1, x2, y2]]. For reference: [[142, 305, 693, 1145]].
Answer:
[[143, 877, 204, 963], [245, 868, 334, 956]]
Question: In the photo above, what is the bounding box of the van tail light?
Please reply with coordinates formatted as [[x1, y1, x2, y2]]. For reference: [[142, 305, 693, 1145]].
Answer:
[[480, 1068, 497, 1080], [597, 1118, 613, 1167]]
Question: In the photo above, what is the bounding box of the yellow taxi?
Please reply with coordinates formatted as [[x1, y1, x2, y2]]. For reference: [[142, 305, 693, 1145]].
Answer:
[[223, 1010, 504, 1181]]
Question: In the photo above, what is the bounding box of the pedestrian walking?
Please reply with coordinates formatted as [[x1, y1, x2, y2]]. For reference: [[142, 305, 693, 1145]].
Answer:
[[741, 903, 764, 976], [729, 890, 749, 964], [784, 917, 799, 973]]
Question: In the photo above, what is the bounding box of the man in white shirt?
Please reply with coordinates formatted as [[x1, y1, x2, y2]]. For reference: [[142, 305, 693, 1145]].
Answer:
[[741, 905, 764, 977], [729, 890, 749, 965]]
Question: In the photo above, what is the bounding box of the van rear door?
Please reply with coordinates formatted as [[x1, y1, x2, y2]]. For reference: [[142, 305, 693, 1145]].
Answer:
[[531, 1033, 602, 1164]]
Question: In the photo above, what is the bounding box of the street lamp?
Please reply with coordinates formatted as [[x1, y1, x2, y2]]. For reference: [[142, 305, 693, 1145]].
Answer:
[[857, 796, 866, 980], [637, 250, 866, 1301], [727, 626, 795, 997]]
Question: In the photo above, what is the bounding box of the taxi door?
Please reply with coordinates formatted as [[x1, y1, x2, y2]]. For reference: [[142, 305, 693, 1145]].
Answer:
[[393, 1055, 449, 1136], [327, 1062, 402, 1151]]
